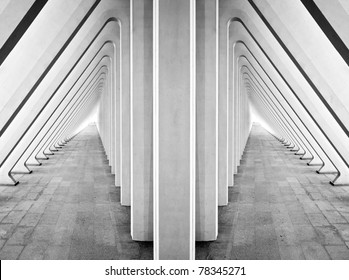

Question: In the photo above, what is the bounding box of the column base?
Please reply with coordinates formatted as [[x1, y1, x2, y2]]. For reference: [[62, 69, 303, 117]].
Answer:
[[11, 170, 32, 175], [0, 173, 19, 186], [27, 162, 42, 166]]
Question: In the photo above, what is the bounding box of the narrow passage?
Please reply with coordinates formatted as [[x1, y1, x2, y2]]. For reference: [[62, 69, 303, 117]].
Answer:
[[0, 124, 152, 260], [196, 124, 349, 260]]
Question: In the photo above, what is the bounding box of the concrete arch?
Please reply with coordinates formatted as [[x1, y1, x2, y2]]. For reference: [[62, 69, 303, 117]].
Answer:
[[228, 19, 347, 184], [0, 20, 121, 185]]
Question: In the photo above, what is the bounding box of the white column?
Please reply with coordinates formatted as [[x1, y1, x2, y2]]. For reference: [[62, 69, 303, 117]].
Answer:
[[196, 0, 218, 241], [131, 0, 153, 241], [153, 0, 196, 260]]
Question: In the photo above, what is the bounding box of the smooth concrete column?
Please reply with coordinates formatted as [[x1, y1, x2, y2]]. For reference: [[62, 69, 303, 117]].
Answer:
[[110, 63, 116, 174], [196, 0, 218, 241], [113, 39, 121, 187], [228, 32, 234, 186], [234, 67, 240, 174], [153, 0, 195, 259], [120, 1, 131, 206], [105, 77, 111, 162], [218, 0, 229, 206], [131, 0, 153, 241]]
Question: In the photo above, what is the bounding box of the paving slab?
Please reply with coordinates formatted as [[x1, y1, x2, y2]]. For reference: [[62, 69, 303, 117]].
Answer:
[[0, 245, 24, 260], [325, 245, 349, 260]]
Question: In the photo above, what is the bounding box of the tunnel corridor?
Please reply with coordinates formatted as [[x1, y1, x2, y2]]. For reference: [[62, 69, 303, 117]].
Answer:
[[0, 124, 153, 260], [1, 0, 349, 260]]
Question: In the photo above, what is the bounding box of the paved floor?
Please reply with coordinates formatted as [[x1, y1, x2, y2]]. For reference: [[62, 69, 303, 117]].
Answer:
[[1, 123, 349, 260], [196, 124, 349, 260], [0, 124, 152, 260]]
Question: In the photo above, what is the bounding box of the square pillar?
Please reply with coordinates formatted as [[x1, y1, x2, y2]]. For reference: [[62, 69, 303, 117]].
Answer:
[[153, 0, 196, 260], [131, 0, 153, 241], [196, 0, 218, 241], [120, 1, 131, 205]]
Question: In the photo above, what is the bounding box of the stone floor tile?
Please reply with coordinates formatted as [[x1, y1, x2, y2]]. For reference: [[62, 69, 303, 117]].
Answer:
[[44, 245, 71, 260], [0, 239, 6, 250], [293, 225, 319, 242], [13, 201, 33, 211], [19, 213, 42, 227], [322, 211, 347, 224], [31, 225, 55, 242], [0, 212, 8, 222], [27, 200, 49, 214], [229, 245, 256, 260], [254, 242, 280, 260], [274, 224, 298, 246], [278, 245, 305, 260], [315, 226, 345, 245], [325, 245, 349, 260], [333, 224, 349, 241], [315, 201, 336, 212], [25, 192, 40, 201], [6, 226, 34, 245], [0, 245, 24, 260], [232, 224, 254, 245], [19, 241, 49, 260], [309, 192, 324, 201], [342, 213, 349, 223], [307, 213, 330, 227], [0, 223, 16, 239], [51, 216, 76, 246], [332, 202, 349, 213], [1, 210, 26, 225], [38, 210, 60, 225], [288, 211, 311, 225], [301, 242, 330, 260], [301, 201, 321, 214]]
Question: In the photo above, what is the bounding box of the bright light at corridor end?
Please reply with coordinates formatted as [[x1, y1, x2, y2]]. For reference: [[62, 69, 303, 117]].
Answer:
[[249, 102, 276, 136], [71, 103, 99, 137]]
